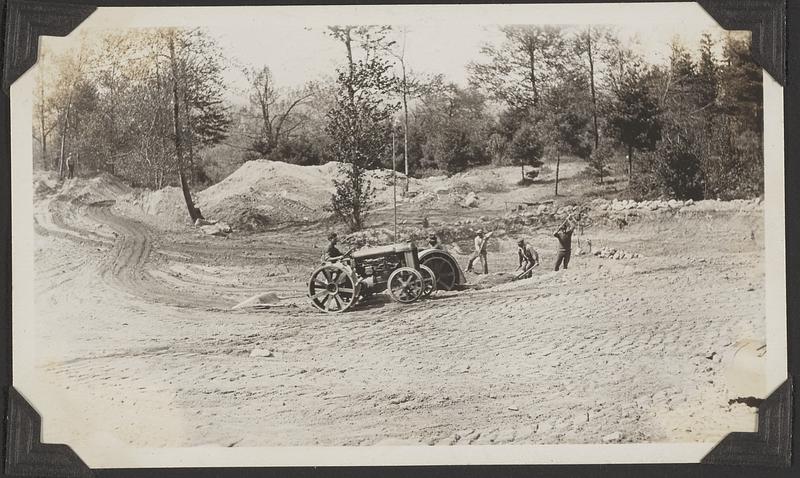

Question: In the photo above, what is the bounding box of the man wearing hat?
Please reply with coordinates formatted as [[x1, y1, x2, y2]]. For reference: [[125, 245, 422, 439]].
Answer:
[[466, 229, 489, 274], [427, 233, 447, 251], [322, 232, 343, 261], [516, 238, 540, 279]]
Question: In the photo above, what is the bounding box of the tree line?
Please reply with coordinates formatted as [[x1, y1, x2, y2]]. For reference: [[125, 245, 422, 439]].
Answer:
[[35, 25, 762, 228]]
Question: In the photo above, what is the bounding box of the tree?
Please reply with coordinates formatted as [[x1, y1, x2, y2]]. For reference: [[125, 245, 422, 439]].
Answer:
[[607, 61, 662, 184], [244, 66, 313, 158], [469, 25, 567, 110], [326, 26, 399, 231], [547, 71, 593, 196], [574, 26, 607, 149], [588, 142, 614, 184], [416, 84, 492, 173], [33, 59, 58, 170], [644, 125, 705, 200], [508, 121, 545, 182]]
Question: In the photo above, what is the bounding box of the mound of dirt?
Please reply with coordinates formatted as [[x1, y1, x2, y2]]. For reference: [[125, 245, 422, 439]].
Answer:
[[196, 160, 340, 230], [196, 160, 436, 231], [130, 187, 190, 225], [55, 173, 133, 205], [33, 171, 60, 198]]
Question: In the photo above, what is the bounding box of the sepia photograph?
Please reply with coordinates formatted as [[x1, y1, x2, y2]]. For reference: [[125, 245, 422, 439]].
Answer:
[[8, 1, 787, 468]]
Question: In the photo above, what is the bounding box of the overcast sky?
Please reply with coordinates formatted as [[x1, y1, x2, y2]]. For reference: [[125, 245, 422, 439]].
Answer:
[[40, 3, 745, 103]]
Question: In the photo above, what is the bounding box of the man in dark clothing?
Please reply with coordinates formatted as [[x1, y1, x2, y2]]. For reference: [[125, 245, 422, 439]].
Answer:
[[428, 233, 447, 251], [66, 154, 75, 179], [553, 218, 576, 271], [323, 232, 343, 261]]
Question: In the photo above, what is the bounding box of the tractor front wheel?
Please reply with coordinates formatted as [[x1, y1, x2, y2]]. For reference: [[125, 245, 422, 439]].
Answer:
[[387, 267, 424, 303]]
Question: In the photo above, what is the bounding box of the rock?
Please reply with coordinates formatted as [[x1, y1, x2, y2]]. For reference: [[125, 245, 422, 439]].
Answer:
[[537, 204, 548, 214], [250, 348, 273, 358], [685, 199, 694, 206], [390, 394, 411, 405], [200, 222, 232, 236], [463, 192, 479, 208], [601, 432, 623, 443], [233, 292, 281, 310], [508, 405, 519, 411]]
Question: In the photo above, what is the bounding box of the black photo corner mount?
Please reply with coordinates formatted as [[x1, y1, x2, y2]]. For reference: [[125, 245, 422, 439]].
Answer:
[[698, 0, 786, 85], [701, 377, 793, 466], [0, 0, 792, 475], [2, 0, 97, 93], [4, 387, 93, 478]]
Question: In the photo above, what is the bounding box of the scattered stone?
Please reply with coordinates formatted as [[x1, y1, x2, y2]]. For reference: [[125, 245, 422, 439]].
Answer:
[[508, 405, 519, 411], [249, 348, 273, 358], [463, 192, 479, 208], [601, 432, 623, 443], [200, 222, 232, 236], [390, 394, 412, 405]]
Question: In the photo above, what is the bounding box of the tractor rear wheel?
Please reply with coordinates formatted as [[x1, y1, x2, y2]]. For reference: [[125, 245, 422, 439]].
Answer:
[[420, 253, 459, 291], [419, 265, 436, 298]]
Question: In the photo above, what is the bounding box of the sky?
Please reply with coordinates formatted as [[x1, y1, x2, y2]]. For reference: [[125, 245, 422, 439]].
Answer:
[[39, 3, 746, 104]]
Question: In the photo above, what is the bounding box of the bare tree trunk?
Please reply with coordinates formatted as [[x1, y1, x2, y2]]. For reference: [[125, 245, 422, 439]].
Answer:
[[521, 165, 525, 181], [527, 38, 539, 107], [169, 33, 201, 222], [628, 145, 634, 187], [587, 28, 599, 150], [555, 152, 561, 196]]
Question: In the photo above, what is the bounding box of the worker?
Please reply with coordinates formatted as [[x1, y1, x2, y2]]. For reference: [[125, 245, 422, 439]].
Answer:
[[427, 233, 447, 251], [553, 217, 576, 271], [66, 153, 75, 179], [466, 229, 489, 274], [323, 232, 343, 261], [516, 239, 540, 279]]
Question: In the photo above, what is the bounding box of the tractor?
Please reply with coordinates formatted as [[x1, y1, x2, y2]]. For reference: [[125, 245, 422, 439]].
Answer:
[[307, 241, 465, 313]]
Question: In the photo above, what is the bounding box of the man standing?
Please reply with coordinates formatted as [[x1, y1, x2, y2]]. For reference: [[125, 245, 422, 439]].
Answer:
[[66, 153, 75, 179], [553, 217, 576, 271], [466, 229, 490, 274], [516, 239, 540, 279]]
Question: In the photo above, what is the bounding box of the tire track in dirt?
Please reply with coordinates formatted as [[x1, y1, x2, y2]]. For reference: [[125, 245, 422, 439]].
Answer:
[[85, 204, 232, 309]]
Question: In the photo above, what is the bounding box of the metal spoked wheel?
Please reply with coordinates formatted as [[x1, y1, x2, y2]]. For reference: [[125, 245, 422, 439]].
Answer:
[[387, 267, 424, 303], [420, 254, 458, 291], [419, 264, 437, 298], [308, 263, 360, 313]]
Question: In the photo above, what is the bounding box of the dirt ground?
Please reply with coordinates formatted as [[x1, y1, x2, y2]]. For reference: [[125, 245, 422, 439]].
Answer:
[[29, 164, 765, 449]]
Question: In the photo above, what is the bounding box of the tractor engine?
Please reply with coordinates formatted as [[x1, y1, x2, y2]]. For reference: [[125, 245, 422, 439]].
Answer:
[[356, 256, 399, 291]]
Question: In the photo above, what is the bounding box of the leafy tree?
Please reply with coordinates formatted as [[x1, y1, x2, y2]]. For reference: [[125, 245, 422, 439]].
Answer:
[[607, 61, 662, 183], [469, 25, 567, 110], [588, 142, 614, 184], [508, 121, 545, 181], [641, 125, 705, 200], [416, 84, 492, 173], [326, 25, 399, 231], [547, 73, 593, 195]]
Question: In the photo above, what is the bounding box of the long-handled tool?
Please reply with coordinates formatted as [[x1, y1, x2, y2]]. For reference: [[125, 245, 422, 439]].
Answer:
[[513, 262, 539, 281]]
